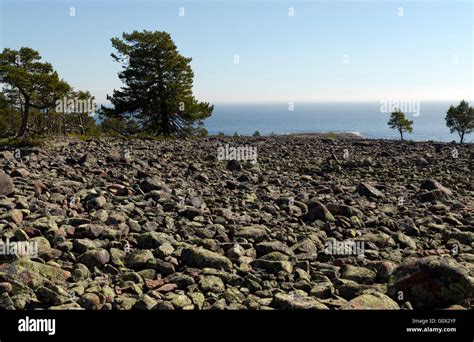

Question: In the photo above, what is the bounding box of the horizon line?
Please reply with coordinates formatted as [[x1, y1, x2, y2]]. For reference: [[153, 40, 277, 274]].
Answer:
[[94, 99, 474, 106], [207, 99, 473, 104]]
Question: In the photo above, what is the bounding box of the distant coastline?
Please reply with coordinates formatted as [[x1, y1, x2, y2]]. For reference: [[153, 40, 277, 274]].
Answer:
[[204, 102, 472, 143], [288, 132, 363, 139]]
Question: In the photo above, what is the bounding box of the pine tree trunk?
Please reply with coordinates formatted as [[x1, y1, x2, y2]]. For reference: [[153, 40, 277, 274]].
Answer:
[[17, 96, 30, 137], [79, 114, 86, 135]]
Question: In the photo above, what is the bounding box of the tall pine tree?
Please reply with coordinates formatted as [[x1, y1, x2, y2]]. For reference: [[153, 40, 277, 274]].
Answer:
[[103, 30, 213, 137]]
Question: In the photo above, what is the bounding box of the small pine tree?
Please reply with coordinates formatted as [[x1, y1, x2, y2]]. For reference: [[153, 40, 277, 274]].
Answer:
[[388, 109, 413, 141], [445, 100, 474, 144], [253, 130, 261, 137]]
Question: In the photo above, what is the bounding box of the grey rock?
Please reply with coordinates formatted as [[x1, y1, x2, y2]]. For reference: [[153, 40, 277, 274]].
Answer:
[[0, 172, 14, 196], [357, 182, 383, 199], [181, 246, 233, 271], [77, 249, 110, 269], [306, 200, 335, 222], [273, 292, 329, 310]]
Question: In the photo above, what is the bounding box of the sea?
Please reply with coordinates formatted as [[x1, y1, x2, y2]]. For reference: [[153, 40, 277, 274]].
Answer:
[[203, 101, 473, 143]]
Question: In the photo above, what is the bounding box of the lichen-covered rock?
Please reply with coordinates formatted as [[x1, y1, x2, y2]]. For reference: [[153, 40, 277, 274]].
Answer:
[[341, 265, 376, 284], [0, 172, 14, 196], [342, 292, 400, 310], [233, 225, 269, 242], [0, 136, 471, 310], [0, 258, 71, 288], [305, 200, 335, 222], [387, 256, 474, 309], [180, 246, 232, 271], [273, 292, 329, 310], [77, 249, 110, 269], [199, 275, 225, 293], [251, 259, 293, 274]]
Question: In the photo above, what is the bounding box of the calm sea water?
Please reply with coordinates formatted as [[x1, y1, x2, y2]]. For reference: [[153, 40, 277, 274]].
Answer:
[[204, 102, 472, 143]]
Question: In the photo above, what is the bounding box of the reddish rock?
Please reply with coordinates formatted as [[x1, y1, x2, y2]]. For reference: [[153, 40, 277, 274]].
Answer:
[[145, 278, 165, 290], [156, 283, 178, 293]]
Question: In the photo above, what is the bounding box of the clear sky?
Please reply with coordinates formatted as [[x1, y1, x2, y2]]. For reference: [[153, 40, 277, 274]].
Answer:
[[1, 0, 473, 104]]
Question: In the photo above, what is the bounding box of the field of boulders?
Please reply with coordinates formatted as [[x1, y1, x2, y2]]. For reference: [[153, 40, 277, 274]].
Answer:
[[0, 136, 472, 310]]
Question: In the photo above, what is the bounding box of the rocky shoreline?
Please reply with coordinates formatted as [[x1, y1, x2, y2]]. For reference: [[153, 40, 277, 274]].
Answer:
[[0, 136, 472, 310], [289, 132, 364, 139]]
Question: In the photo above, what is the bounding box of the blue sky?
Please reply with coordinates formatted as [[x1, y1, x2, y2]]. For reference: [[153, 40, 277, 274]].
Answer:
[[1, 0, 473, 104]]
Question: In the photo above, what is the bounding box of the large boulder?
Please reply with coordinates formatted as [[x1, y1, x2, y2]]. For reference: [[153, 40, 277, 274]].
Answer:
[[0, 258, 71, 288], [387, 256, 474, 309]]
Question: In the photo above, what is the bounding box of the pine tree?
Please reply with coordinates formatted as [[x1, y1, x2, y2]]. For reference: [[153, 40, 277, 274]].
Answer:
[[445, 100, 474, 144], [0, 47, 70, 137], [387, 109, 413, 141], [102, 30, 213, 137]]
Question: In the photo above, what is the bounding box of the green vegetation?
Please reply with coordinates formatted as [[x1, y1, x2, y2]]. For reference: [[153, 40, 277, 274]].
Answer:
[[0, 47, 97, 140], [1, 34, 473, 144], [0, 31, 213, 142], [445, 100, 474, 144], [0, 136, 46, 148], [0, 47, 70, 137], [387, 109, 413, 141], [101, 30, 213, 138]]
